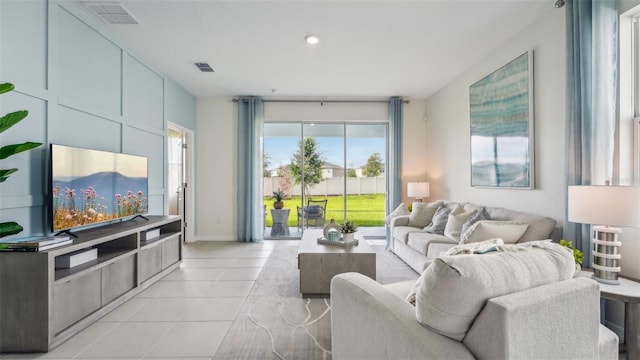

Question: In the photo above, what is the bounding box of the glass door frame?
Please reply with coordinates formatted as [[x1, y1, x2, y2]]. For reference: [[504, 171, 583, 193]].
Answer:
[[262, 120, 389, 239]]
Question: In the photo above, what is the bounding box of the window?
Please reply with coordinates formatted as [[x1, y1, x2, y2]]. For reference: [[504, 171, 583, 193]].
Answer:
[[619, 6, 640, 185]]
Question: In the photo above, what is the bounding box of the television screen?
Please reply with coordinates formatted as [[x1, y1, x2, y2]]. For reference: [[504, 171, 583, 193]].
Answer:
[[51, 144, 149, 232]]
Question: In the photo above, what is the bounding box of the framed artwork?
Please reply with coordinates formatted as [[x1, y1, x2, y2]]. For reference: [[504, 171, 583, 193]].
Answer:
[[469, 51, 534, 189]]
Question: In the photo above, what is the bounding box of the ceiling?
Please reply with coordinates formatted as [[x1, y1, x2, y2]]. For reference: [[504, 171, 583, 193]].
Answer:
[[74, 0, 554, 100]]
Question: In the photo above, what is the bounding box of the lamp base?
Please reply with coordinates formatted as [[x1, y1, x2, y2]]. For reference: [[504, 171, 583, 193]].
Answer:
[[591, 225, 622, 285], [590, 274, 620, 285]]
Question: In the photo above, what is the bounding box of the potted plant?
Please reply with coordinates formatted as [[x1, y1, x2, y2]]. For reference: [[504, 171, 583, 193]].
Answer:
[[560, 239, 583, 275], [272, 189, 285, 209], [340, 220, 358, 244], [0, 83, 42, 238]]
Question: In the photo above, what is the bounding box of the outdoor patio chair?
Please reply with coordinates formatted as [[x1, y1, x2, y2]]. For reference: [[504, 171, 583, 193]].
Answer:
[[297, 199, 328, 231]]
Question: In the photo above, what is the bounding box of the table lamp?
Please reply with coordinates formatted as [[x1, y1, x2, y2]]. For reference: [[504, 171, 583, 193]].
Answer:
[[407, 182, 429, 202], [568, 185, 640, 284]]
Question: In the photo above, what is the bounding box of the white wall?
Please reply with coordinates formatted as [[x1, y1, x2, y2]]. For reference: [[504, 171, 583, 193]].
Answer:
[[424, 7, 565, 222], [194, 99, 429, 240], [195, 98, 237, 240]]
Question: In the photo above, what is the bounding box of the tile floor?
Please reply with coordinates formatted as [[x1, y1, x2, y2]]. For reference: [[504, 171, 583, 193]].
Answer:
[[1, 240, 302, 360]]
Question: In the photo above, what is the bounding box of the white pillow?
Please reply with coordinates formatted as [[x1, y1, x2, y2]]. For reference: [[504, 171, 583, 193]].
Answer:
[[384, 203, 410, 225], [414, 241, 575, 341], [407, 201, 441, 228], [460, 220, 529, 244], [444, 205, 477, 241]]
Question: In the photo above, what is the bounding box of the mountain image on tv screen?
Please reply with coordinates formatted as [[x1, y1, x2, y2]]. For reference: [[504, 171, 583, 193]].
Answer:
[[51, 144, 149, 231]]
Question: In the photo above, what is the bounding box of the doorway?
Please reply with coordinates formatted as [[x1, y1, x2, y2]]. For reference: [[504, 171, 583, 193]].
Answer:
[[263, 121, 387, 239], [168, 123, 195, 243]]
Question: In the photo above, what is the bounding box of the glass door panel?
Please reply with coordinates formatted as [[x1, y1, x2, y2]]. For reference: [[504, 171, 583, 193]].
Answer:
[[302, 123, 345, 227], [263, 123, 302, 239], [346, 124, 387, 237]]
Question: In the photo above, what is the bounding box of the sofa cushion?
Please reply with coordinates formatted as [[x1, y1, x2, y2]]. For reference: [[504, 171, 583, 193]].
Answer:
[[461, 207, 490, 236], [407, 232, 457, 256], [483, 206, 556, 242], [393, 226, 421, 244], [444, 205, 477, 241], [408, 201, 441, 228], [384, 203, 410, 225], [414, 241, 574, 341], [423, 206, 451, 235], [460, 220, 529, 244]]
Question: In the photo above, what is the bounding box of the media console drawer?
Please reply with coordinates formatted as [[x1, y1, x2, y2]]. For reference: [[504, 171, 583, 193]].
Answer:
[[102, 255, 136, 304], [53, 271, 101, 334]]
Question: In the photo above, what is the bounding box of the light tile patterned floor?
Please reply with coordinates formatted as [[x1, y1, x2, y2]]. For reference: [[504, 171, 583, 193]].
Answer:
[[0, 240, 296, 360]]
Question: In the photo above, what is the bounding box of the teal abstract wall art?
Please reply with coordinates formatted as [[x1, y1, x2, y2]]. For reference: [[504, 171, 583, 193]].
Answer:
[[469, 51, 534, 188]]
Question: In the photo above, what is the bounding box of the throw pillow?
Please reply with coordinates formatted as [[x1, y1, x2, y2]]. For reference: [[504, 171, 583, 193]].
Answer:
[[407, 201, 441, 228], [444, 205, 477, 241], [460, 220, 529, 244], [423, 206, 452, 235], [383, 203, 410, 225], [414, 241, 575, 341], [461, 207, 490, 235]]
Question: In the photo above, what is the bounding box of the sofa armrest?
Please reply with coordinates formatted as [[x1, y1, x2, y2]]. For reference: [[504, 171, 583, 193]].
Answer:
[[463, 277, 603, 360], [330, 273, 474, 360], [390, 215, 410, 227]]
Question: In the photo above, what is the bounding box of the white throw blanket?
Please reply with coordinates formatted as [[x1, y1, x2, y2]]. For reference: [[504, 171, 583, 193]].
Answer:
[[407, 239, 556, 305]]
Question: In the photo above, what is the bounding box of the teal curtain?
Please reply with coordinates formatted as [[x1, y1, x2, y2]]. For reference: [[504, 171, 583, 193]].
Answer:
[[237, 96, 264, 242], [387, 97, 403, 250], [564, 0, 618, 264]]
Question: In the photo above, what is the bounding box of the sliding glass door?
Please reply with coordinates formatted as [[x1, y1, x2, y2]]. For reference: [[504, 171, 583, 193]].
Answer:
[[263, 121, 387, 239]]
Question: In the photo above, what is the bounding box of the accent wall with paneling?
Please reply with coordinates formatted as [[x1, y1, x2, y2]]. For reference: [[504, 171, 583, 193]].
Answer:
[[0, 0, 196, 239]]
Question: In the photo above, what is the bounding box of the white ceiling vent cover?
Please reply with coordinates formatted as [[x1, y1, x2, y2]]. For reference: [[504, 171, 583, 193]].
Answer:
[[82, 2, 140, 25]]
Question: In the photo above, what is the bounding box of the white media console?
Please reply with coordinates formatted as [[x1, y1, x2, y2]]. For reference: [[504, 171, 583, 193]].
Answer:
[[0, 215, 183, 352]]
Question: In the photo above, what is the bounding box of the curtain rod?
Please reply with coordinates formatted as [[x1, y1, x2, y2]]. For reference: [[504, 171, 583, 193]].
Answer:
[[232, 98, 410, 104]]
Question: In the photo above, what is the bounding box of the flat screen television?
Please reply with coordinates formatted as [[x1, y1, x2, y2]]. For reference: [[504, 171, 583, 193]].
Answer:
[[50, 144, 149, 232]]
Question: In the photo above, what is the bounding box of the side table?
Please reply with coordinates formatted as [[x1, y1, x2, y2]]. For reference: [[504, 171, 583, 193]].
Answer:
[[581, 270, 640, 359], [270, 208, 290, 237]]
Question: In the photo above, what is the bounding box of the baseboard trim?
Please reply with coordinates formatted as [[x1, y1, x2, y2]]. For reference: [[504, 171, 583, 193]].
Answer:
[[194, 235, 237, 241]]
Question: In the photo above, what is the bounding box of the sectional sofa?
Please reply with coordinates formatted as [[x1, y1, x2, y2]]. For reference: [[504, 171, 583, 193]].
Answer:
[[389, 200, 562, 273]]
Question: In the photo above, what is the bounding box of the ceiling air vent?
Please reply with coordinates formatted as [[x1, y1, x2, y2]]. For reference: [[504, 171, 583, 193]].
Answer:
[[82, 2, 140, 25], [194, 62, 215, 73]]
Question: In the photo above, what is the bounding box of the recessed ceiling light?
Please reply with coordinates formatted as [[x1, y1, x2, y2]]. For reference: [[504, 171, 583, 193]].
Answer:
[[305, 35, 319, 45]]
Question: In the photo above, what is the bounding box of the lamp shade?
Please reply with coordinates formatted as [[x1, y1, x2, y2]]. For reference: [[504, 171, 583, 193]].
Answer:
[[407, 182, 430, 199], [568, 185, 640, 227]]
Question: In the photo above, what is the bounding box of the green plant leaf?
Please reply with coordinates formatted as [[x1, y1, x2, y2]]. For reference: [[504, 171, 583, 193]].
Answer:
[[0, 142, 43, 160], [0, 168, 19, 182], [0, 221, 23, 238], [0, 83, 14, 95], [0, 110, 29, 134]]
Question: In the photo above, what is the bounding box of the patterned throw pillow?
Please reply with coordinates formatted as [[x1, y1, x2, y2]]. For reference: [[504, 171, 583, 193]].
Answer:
[[384, 203, 410, 225], [407, 201, 441, 228], [423, 206, 452, 235], [444, 205, 477, 241], [461, 207, 490, 236]]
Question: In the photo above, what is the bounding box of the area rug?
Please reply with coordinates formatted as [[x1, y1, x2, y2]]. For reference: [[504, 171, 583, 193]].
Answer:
[[213, 244, 419, 360]]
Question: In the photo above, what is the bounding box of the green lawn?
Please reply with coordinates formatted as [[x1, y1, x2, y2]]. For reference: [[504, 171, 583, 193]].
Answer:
[[263, 194, 385, 227]]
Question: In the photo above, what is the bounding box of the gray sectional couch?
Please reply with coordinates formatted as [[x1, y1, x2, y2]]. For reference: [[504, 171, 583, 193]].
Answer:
[[389, 200, 562, 273]]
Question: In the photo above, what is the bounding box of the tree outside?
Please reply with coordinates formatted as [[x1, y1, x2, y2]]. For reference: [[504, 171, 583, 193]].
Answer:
[[346, 168, 357, 177], [362, 152, 384, 177], [289, 137, 324, 195]]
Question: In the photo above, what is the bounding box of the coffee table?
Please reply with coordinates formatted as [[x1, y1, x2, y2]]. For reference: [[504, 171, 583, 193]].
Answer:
[[297, 229, 376, 297]]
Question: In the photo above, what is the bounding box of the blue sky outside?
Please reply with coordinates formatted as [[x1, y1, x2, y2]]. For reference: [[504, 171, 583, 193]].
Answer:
[[264, 124, 386, 170]]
